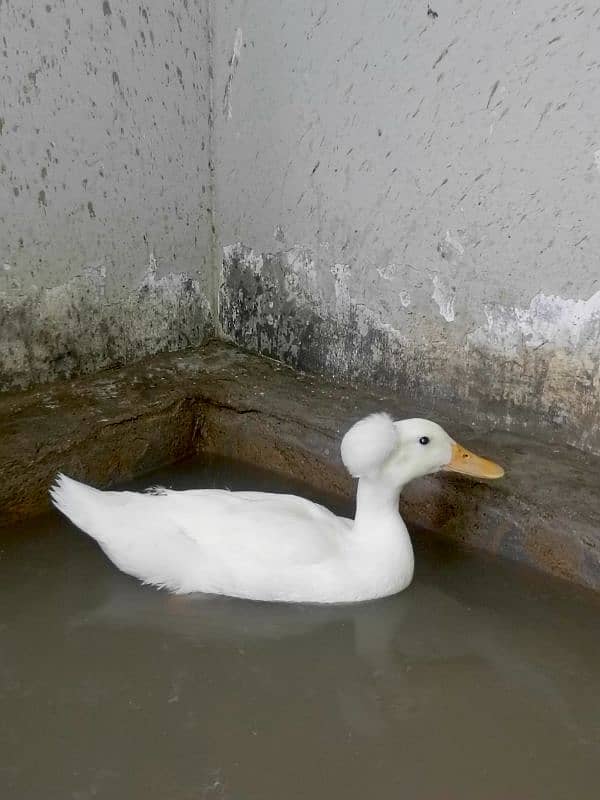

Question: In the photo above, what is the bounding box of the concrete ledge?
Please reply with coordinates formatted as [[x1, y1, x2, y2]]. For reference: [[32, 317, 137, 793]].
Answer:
[[1, 340, 598, 592]]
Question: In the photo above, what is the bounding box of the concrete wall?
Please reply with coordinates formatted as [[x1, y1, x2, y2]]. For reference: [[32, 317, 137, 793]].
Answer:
[[214, 0, 600, 455], [0, 0, 214, 390], [3, 0, 599, 455]]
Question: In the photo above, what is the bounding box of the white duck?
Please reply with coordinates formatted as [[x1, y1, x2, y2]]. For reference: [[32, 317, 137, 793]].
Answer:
[[50, 414, 503, 603]]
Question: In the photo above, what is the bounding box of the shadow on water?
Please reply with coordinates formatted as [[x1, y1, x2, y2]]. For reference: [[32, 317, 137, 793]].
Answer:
[[1, 455, 599, 799]]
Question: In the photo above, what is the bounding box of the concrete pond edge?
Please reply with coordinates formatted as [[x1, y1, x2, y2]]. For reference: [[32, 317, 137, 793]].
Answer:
[[1, 340, 598, 593]]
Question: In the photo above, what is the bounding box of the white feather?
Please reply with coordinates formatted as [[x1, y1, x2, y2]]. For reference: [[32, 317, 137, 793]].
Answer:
[[340, 413, 398, 477]]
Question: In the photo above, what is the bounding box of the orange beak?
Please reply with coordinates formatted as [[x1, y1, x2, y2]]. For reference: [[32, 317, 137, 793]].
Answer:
[[442, 442, 504, 480]]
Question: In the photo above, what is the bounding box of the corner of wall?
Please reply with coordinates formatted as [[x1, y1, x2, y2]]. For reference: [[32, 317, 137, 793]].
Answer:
[[205, 0, 223, 338]]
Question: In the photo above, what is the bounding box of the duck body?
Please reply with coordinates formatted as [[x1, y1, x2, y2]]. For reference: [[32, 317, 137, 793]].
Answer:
[[50, 476, 413, 603], [51, 414, 503, 604]]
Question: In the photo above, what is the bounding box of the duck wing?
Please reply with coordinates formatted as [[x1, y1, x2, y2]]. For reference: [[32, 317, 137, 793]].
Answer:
[[51, 475, 350, 594]]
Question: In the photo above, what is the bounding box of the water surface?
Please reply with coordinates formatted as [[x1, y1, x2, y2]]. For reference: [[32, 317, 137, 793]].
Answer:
[[1, 456, 599, 799]]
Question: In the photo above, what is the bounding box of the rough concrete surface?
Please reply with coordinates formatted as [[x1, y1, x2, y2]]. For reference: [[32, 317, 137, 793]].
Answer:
[[0, 0, 214, 389], [213, 1, 600, 455], [0, 341, 598, 593], [3, 0, 599, 461]]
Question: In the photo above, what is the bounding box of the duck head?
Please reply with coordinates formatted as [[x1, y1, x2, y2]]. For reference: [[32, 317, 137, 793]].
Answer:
[[341, 414, 504, 489]]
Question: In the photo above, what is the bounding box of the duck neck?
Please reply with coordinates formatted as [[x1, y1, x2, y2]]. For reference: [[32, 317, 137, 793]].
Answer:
[[354, 476, 403, 527]]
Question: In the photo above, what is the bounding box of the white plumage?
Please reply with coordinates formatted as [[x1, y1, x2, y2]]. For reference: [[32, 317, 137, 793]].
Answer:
[[50, 414, 504, 603], [340, 412, 398, 477]]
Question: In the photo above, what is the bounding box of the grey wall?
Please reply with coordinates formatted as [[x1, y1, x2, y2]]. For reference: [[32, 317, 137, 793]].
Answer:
[[2, 0, 599, 455], [0, 0, 214, 390], [214, 0, 600, 454]]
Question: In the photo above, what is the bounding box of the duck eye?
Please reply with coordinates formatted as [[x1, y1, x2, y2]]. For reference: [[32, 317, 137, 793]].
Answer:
[[419, 436, 430, 445]]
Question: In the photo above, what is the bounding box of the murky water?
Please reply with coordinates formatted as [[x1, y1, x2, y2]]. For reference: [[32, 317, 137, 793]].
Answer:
[[1, 456, 599, 800]]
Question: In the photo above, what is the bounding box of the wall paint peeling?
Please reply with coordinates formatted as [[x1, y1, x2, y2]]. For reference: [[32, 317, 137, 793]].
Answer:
[[431, 276, 456, 322], [470, 291, 600, 355]]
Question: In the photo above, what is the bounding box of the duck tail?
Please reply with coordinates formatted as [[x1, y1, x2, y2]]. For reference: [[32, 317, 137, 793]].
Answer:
[[50, 473, 106, 539]]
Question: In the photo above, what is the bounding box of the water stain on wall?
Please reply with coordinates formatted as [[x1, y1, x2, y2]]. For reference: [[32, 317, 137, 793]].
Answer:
[[221, 243, 600, 455], [0, 259, 213, 390]]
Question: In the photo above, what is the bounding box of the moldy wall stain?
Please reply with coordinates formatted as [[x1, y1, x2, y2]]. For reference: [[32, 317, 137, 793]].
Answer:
[[1, 258, 212, 389], [221, 244, 600, 454], [0, 0, 214, 389]]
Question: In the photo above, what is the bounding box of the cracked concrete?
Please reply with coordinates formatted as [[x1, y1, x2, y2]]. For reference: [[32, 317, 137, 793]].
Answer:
[[1, 341, 598, 593]]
